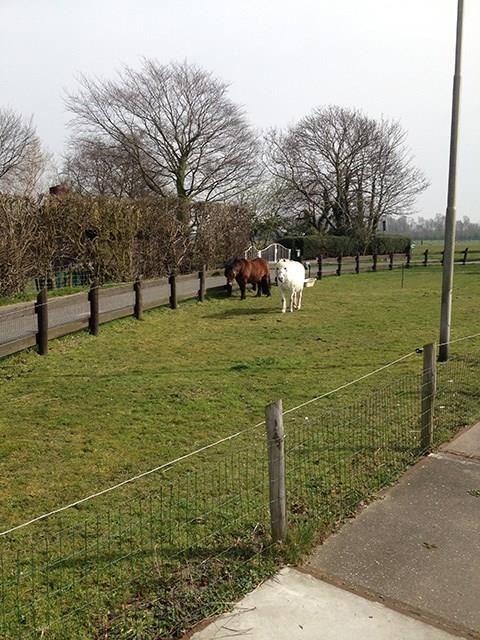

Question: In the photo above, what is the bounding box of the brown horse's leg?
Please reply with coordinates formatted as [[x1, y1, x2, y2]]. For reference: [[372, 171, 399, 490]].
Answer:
[[256, 280, 262, 297], [238, 276, 247, 299]]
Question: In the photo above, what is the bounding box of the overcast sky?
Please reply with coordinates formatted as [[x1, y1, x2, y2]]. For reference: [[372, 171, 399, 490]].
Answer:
[[1, 0, 478, 221]]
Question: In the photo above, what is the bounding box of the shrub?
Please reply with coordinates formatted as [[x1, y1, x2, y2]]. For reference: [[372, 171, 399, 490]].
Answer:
[[370, 235, 411, 255], [0, 194, 253, 296], [278, 234, 411, 258], [0, 197, 37, 296]]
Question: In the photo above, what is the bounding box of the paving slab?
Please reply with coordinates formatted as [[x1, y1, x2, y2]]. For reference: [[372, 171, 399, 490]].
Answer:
[[306, 453, 480, 637], [441, 422, 480, 459], [190, 567, 458, 640]]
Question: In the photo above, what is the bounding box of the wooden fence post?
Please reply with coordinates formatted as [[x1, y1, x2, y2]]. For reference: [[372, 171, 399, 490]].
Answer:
[[389, 253, 394, 270], [463, 247, 469, 265], [355, 254, 360, 274], [35, 288, 49, 356], [406, 247, 411, 269], [421, 343, 436, 452], [423, 249, 429, 267], [317, 255, 323, 280], [372, 253, 377, 272], [336, 254, 342, 276], [265, 399, 287, 543], [169, 273, 177, 309], [134, 278, 143, 320], [198, 265, 206, 302], [441, 251, 444, 265], [88, 280, 99, 336]]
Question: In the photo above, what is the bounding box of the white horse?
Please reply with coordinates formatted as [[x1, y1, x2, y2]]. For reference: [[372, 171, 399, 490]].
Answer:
[[275, 259, 306, 313]]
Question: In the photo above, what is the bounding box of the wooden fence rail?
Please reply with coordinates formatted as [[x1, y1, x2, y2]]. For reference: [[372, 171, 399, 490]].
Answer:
[[0, 269, 226, 360]]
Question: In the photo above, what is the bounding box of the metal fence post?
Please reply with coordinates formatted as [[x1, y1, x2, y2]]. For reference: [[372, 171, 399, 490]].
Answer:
[[88, 280, 99, 336], [198, 265, 206, 302], [169, 273, 177, 309], [35, 288, 48, 355], [421, 343, 436, 451], [134, 278, 143, 320], [265, 399, 287, 543], [317, 255, 323, 280]]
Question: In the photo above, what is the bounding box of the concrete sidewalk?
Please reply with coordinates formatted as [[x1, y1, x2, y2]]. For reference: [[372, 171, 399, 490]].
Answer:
[[306, 423, 480, 638], [191, 568, 459, 639], [190, 423, 480, 640]]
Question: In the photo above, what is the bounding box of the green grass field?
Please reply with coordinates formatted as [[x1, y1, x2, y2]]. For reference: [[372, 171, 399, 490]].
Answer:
[[410, 238, 480, 256], [1, 263, 479, 526], [1, 263, 480, 638]]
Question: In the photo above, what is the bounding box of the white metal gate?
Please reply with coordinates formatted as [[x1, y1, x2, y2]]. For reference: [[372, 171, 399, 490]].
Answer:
[[244, 243, 291, 262]]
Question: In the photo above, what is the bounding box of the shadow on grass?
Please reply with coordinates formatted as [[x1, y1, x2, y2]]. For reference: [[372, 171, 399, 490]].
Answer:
[[208, 306, 278, 319]]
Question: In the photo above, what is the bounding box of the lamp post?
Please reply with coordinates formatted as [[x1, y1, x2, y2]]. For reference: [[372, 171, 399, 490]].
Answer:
[[439, 0, 464, 362]]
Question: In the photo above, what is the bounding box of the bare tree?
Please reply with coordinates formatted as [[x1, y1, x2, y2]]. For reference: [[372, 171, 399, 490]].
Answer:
[[264, 106, 428, 237], [63, 136, 149, 197], [66, 61, 260, 218], [0, 108, 48, 195]]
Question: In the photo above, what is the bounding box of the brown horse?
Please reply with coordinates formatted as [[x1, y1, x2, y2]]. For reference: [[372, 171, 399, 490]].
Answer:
[[224, 258, 271, 300]]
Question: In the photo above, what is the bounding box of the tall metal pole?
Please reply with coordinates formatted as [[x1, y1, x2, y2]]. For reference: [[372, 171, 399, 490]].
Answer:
[[439, 0, 464, 362]]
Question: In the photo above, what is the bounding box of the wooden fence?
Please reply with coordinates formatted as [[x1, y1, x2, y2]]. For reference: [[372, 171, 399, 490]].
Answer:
[[307, 248, 480, 279], [0, 268, 225, 360], [2, 249, 479, 360]]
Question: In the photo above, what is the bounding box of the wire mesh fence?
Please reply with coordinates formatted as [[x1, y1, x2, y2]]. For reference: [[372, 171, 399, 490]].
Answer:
[[284, 372, 423, 536], [0, 341, 479, 638], [434, 349, 480, 446], [0, 425, 272, 639]]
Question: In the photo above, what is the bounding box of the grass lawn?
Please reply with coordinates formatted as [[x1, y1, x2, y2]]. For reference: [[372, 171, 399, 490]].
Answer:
[[410, 238, 480, 256], [1, 263, 479, 525], [1, 263, 480, 638]]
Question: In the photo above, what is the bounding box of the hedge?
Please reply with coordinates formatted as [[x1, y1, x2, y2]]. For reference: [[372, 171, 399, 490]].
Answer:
[[279, 234, 411, 259], [0, 195, 252, 297]]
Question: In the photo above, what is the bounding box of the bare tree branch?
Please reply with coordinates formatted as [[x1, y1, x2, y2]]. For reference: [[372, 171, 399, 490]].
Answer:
[[264, 106, 429, 237], [66, 61, 261, 217], [0, 108, 48, 195]]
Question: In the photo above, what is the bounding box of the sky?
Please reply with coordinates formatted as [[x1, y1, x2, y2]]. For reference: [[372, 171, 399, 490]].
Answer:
[[0, 0, 478, 221]]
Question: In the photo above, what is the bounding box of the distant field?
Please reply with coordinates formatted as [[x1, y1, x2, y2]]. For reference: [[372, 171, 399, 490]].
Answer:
[[410, 239, 480, 256]]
